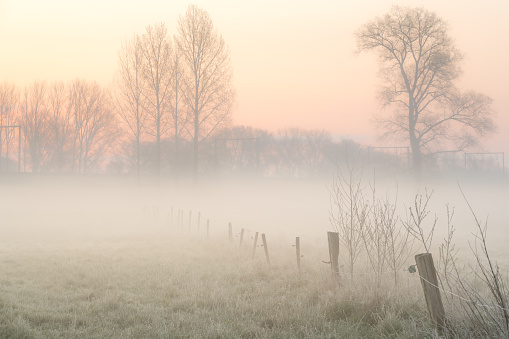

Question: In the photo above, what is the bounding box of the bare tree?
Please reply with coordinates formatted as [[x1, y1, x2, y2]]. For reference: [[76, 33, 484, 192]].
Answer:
[[277, 128, 305, 177], [0, 82, 19, 171], [168, 36, 189, 175], [356, 6, 495, 173], [176, 4, 235, 179], [115, 35, 148, 176], [21, 81, 51, 172], [139, 23, 173, 177], [47, 81, 72, 172], [303, 129, 332, 176], [68, 80, 118, 173]]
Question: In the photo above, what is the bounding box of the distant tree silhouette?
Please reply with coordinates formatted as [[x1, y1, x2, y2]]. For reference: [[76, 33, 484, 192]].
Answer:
[[139, 23, 173, 178], [356, 6, 495, 174], [115, 34, 148, 177], [176, 5, 235, 179]]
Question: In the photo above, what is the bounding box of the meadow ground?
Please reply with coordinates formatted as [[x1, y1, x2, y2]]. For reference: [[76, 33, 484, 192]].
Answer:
[[0, 227, 431, 338], [0, 173, 508, 338]]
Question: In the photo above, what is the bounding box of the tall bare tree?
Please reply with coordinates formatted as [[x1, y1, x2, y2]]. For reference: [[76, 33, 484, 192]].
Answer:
[[139, 23, 173, 177], [177, 5, 235, 178], [115, 35, 148, 176], [356, 6, 495, 172], [168, 36, 189, 174]]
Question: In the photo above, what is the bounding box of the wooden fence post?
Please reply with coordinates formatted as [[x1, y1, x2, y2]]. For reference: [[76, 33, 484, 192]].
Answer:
[[239, 229, 245, 247], [327, 231, 340, 281], [228, 222, 233, 243], [252, 232, 259, 259], [261, 233, 270, 264], [415, 253, 446, 331], [296, 237, 301, 274]]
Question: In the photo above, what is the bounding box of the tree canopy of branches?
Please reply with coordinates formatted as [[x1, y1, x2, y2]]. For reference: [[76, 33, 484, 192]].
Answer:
[[356, 6, 496, 173], [176, 4, 235, 179], [0, 82, 19, 170], [21, 81, 51, 173], [115, 35, 147, 176], [139, 23, 173, 177], [15, 80, 119, 173], [68, 80, 119, 173]]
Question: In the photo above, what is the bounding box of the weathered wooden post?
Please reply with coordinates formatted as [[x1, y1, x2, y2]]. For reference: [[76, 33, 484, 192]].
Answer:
[[239, 228, 245, 247], [252, 232, 259, 259], [295, 237, 301, 274], [261, 233, 270, 264], [228, 222, 233, 243], [415, 253, 446, 331], [327, 231, 340, 281]]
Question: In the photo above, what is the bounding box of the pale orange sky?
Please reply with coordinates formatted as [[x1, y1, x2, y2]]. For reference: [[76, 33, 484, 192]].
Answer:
[[0, 0, 507, 152]]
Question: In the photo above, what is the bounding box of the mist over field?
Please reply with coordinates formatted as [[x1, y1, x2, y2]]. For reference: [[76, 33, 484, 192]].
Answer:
[[1, 169, 507, 253], [1, 169, 509, 337], [1, 1, 509, 337]]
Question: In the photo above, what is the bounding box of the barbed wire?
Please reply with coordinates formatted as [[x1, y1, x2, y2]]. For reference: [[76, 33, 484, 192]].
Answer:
[[154, 205, 509, 314], [418, 274, 509, 313]]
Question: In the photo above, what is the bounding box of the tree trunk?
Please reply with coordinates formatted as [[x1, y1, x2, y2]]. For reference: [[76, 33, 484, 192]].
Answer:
[[156, 119, 160, 178], [408, 103, 422, 179], [193, 113, 199, 180], [174, 129, 179, 177], [409, 131, 421, 179], [136, 133, 140, 177]]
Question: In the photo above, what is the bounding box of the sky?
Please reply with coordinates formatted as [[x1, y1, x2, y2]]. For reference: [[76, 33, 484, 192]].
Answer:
[[0, 0, 507, 153]]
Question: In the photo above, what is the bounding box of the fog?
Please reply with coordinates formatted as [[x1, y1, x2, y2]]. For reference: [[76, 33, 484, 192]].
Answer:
[[2, 171, 508, 266]]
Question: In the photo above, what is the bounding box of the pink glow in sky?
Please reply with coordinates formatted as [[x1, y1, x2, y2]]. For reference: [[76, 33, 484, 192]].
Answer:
[[0, 0, 507, 151]]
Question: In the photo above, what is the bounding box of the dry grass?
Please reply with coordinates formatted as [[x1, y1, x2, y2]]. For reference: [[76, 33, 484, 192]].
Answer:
[[0, 223, 433, 338], [2, 175, 507, 338]]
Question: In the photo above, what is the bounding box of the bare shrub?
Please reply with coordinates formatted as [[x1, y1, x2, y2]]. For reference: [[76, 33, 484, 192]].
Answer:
[[436, 186, 509, 338], [328, 157, 367, 278], [329, 161, 412, 285], [402, 189, 437, 253]]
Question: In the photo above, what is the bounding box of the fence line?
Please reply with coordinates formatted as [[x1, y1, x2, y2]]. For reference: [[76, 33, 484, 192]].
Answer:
[[149, 204, 509, 317]]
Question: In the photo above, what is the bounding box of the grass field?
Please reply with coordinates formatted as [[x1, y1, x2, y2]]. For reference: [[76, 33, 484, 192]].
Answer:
[[1, 174, 508, 338], [0, 227, 433, 338]]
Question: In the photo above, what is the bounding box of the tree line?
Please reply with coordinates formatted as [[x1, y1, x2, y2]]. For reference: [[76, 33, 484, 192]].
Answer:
[[0, 5, 235, 178], [0, 6, 498, 177]]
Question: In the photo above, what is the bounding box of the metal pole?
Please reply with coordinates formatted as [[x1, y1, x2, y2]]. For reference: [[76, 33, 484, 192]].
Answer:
[[0, 126, 2, 171], [256, 137, 260, 175], [18, 126, 21, 173], [23, 131, 26, 172], [214, 139, 217, 172]]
